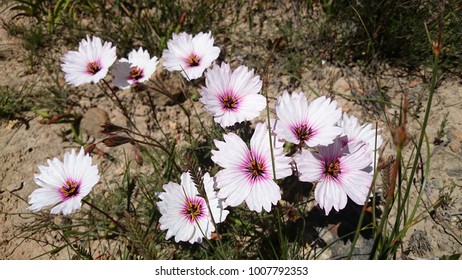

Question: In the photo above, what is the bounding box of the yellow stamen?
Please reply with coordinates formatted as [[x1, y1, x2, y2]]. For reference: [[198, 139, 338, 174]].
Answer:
[[222, 95, 238, 110], [129, 67, 143, 80], [326, 160, 341, 178], [61, 180, 79, 197], [187, 54, 200, 67], [87, 61, 101, 74], [248, 159, 265, 178]]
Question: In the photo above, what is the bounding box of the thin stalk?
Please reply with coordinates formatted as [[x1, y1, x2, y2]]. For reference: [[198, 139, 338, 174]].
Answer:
[[123, 127, 164, 146], [180, 186, 225, 259], [177, 67, 212, 140], [145, 89, 172, 144], [131, 138, 181, 172], [263, 63, 277, 180], [202, 191, 224, 249], [262, 40, 287, 258], [399, 56, 439, 226], [392, 134, 431, 247], [101, 79, 139, 133], [82, 199, 126, 232], [195, 221, 226, 259], [347, 126, 380, 259], [371, 123, 380, 228], [255, 212, 279, 259], [275, 207, 287, 259], [369, 137, 402, 259], [408, 133, 431, 224], [147, 81, 196, 140], [370, 54, 440, 259]]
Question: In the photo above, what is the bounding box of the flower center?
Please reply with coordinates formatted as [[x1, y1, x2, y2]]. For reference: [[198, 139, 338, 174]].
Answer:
[[61, 179, 80, 198], [294, 124, 312, 141], [221, 94, 239, 111], [129, 67, 143, 80], [187, 54, 200, 67], [183, 199, 203, 222], [325, 160, 341, 178], [248, 159, 265, 179], [87, 61, 101, 75]]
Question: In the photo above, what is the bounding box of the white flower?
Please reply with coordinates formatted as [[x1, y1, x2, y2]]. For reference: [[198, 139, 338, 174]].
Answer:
[[112, 47, 159, 89], [61, 35, 117, 86], [294, 139, 373, 215], [211, 122, 293, 212], [157, 172, 228, 244], [28, 148, 100, 215], [272, 91, 342, 147], [162, 31, 220, 80], [200, 62, 266, 128], [339, 112, 383, 172]]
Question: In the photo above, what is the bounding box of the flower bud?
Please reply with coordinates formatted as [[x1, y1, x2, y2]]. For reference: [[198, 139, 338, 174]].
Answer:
[[286, 208, 301, 222], [84, 143, 96, 155], [179, 12, 187, 25], [102, 135, 133, 147], [134, 151, 143, 166], [432, 40, 441, 58], [101, 122, 127, 134]]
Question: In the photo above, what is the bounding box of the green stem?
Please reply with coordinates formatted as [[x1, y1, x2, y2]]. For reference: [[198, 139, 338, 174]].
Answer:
[[347, 126, 380, 259], [82, 199, 126, 232], [101, 79, 138, 132], [391, 56, 439, 249], [145, 89, 170, 145]]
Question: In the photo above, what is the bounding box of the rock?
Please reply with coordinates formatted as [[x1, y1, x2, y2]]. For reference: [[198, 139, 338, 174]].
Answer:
[[448, 139, 461, 153], [323, 66, 342, 82], [80, 107, 110, 140], [430, 178, 442, 189], [333, 77, 350, 93], [5, 120, 18, 130], [409, 80, 419, 88], [151, 72, 184, 106], [449, 128, 462, 141], [446, 169, 462, 178]]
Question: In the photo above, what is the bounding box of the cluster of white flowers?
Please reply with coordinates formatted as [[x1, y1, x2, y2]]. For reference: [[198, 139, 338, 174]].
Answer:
[[60, 32, 219, 88], [28, 31, 382, 244]]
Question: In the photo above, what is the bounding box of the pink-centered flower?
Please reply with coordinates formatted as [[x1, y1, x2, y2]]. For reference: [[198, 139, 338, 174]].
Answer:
[[200, 62, 266, 128], [272, 91, 342, 147], [211, 122, 293, 212], [294, 139, 373, 215], [112, 47, 159, 89], [162, 31, 220, 80], [61, 35, 117, 86], [339, 112, 383, 172], [28, 148, 100, 215], [157, 172, 228, 244]]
